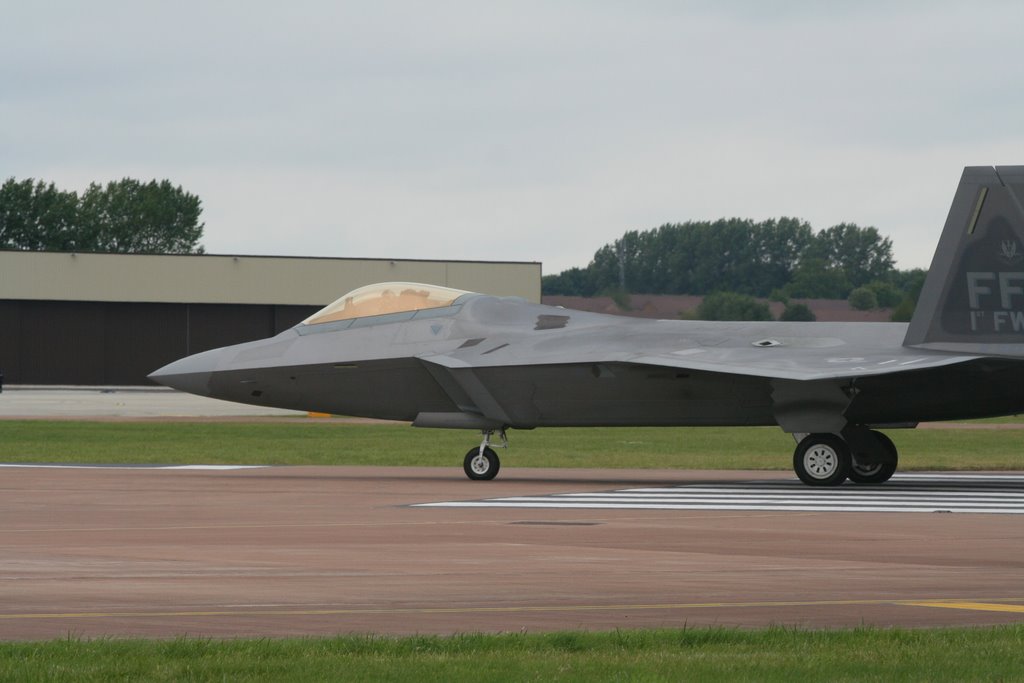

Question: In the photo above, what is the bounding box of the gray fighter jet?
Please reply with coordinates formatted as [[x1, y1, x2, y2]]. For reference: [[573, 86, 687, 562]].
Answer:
[[150, 166, 1024, 486]]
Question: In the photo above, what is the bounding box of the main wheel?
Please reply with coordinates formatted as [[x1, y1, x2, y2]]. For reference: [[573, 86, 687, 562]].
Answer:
[[464, 447, 500, 480], [848, 431, 898, 484], [793, 433, 851, 486]]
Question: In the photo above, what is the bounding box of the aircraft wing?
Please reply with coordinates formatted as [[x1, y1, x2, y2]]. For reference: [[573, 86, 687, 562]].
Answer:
[[419, 319, 983, 382]]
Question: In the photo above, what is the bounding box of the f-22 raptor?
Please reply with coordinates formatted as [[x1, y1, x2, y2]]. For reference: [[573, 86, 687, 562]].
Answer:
[[151, 166, 1024, 486]]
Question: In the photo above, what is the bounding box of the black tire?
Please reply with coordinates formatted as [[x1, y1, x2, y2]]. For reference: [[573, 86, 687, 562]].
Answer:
[[793, 433, 851, 486], [848, 431, 898, 484], [464, 447, 500, 480]]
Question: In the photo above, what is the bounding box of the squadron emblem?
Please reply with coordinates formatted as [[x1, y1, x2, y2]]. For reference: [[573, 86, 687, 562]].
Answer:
[[999, 240, 1023, 265]]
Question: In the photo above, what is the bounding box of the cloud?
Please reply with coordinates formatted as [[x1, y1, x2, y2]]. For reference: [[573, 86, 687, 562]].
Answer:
[[3, 1, 1023, 274]]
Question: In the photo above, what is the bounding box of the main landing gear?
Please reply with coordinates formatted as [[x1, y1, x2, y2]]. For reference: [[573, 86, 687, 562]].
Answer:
[[792, 428, 899, 486], [463, 429, 508, 480]]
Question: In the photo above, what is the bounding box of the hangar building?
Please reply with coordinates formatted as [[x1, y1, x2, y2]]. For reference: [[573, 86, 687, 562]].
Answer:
[[0, 251, 541, 386]]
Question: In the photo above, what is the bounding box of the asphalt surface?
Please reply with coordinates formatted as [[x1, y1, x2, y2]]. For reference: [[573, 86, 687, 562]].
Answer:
[[2, 465, 1023, 639]]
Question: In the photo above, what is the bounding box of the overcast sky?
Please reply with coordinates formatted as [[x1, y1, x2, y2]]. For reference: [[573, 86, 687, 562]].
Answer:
[[3, 1, 1023, 276]]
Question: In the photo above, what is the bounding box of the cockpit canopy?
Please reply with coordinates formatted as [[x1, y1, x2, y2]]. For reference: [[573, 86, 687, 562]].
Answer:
[[302, 282, 473, 326]]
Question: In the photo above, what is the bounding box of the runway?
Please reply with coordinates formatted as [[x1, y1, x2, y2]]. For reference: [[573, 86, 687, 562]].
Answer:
[[2, 465, 1023, 640]]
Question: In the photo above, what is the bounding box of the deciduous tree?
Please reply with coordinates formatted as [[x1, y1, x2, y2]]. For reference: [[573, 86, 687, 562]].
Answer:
[[0, 177, 204, 254], [78, 179, 204, 254], [0, 178, 79, 250]]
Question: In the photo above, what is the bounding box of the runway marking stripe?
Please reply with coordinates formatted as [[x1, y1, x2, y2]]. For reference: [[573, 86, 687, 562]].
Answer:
[[904, 602, 1024, 614], [4, 597, 1023, 621], [512, 498, 1024, 508], [500, 499, 1024, 509], [622, 488, 1024, 498], [896, 474, 1024, 481], [419, 502, 1024, 513], [560, 493, 1022, 504], [417, 474, 1024, 514]]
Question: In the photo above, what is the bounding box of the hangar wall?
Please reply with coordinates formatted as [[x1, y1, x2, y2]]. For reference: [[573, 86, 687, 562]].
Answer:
[[0, 251, 541, 386], [0, 251, 540, 304]]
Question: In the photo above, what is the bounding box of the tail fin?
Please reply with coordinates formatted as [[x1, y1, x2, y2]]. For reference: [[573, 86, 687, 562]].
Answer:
[[904, 165, 1024, 356]]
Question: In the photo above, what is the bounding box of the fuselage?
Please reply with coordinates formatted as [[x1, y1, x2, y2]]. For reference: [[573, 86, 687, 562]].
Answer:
[[150, 294, 1024, 429]]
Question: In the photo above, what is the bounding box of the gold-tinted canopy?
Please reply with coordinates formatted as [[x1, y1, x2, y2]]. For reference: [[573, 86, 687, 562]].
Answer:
[[302, 282, 472, 326]]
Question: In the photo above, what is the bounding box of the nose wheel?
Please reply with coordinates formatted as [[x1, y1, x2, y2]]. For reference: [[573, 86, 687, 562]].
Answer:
[[464, 447, 500, 480], [462, 429, 507, 480]]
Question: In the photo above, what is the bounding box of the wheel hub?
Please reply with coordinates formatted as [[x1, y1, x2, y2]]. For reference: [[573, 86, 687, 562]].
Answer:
[[805, 445, 838, 478], [852, 462, 883, 476], [470, 454, 490, 475]]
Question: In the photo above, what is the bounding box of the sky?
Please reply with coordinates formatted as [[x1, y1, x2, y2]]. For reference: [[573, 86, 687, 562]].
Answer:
[[3, 1, 1023, 275]]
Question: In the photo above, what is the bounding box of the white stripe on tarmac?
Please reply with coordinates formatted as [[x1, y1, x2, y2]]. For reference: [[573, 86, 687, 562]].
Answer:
[[417, 501, 1024, 514], [580, 489, 1024, 499], [496, 496, 1023, 508], [416, 473, 1024, 515], [894, 473, 1024, 481]]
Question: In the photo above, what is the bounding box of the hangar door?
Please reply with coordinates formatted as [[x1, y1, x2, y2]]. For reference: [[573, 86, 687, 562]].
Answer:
[[0, 300, 317, 386]]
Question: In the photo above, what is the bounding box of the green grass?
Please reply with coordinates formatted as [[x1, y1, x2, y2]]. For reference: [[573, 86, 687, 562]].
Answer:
[[0, 420, 1022, 470], [2, 627, 1023, 682]]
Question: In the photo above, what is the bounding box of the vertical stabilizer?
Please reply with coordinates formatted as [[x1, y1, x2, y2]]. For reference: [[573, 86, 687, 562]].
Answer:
[[904, 165, 1024, 356]]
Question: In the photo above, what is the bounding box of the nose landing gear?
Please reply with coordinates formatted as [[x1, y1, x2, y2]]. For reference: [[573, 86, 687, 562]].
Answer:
[[463, 429, 508, 480]]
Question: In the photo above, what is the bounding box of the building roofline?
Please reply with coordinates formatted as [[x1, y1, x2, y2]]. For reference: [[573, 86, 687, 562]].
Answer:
[[0, 249, 541, 267]]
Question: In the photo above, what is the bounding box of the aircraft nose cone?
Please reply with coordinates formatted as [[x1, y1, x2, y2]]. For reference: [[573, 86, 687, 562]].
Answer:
[[148, 348, 226, 396]]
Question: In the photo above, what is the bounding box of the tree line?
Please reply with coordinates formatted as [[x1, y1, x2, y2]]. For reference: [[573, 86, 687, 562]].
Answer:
[[0, 177, 205, 254], [543, 218, 925, 312]]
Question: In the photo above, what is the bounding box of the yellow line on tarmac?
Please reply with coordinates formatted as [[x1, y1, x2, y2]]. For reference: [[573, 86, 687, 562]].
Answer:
[[903, 601, 1024, 614], [3, 597, 1024, 621]]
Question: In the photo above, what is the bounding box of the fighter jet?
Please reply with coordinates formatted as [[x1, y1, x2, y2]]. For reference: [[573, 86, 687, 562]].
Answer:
[[150, 166, 1024, 486]]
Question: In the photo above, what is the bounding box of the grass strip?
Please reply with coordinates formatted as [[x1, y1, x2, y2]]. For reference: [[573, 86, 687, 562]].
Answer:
[[0, 420, 1022, 471], [2, 626, 1023, 682]]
